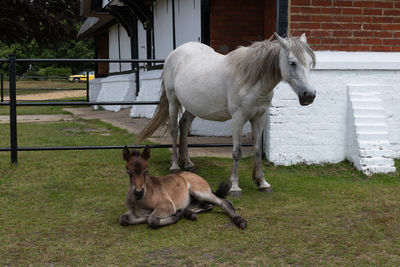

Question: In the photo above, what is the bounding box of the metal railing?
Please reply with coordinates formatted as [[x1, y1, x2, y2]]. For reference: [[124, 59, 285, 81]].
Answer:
[[0, 54, 252, 163]]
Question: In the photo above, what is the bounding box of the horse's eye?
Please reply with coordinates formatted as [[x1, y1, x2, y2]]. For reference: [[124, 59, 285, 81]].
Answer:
[[289, 61, 296, 67]]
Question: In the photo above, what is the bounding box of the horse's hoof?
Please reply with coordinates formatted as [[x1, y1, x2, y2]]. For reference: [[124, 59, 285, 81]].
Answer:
[[170, 169, 181, 174], [184, 166, 197, 173], [233, 216, 247, 230], [259, 187, 273, 193], [229, 190, 242, 198]]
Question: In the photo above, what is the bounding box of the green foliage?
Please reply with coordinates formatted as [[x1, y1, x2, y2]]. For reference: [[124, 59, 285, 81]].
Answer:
[[0, 39, 94, 76], [36, 66, 72, 77]]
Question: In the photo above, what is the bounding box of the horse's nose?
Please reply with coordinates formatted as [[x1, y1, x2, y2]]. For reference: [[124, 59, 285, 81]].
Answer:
[[299, 90, 316, 106], [134, 189, 144, 199]]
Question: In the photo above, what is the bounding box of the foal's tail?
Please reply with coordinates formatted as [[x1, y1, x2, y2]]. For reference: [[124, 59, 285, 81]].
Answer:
[[213, 181, 232, 199], [136, 80, 170, 141]]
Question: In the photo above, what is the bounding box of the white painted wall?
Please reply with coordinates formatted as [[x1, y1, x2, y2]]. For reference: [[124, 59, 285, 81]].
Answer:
[[108, 24, 132, 73], [108, 24, 120, 73], [153, 0, 173, 59], [138, 21, 147, 63], [175, 0, 201, 45], [265, 51, 400, 172]]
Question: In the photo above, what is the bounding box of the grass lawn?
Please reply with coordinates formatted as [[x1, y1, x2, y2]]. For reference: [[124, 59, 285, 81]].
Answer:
[[0, 97, 87, 115], [0, 117, 400, 266]]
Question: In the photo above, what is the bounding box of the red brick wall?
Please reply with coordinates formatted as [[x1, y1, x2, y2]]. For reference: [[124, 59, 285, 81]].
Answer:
[[210, 0, 276, 54], [290, 0, 400, 52]]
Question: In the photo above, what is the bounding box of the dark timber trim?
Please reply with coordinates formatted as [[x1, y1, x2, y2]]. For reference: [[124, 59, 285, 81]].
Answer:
[[201, 0, 210, 45]]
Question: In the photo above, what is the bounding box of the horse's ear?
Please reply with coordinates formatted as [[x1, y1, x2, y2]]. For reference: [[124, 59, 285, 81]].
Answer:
[[274, 32, 289, 50], [300, 33, 307, 44], [141, 145, 150, 161], [123, 146, 131, 161]]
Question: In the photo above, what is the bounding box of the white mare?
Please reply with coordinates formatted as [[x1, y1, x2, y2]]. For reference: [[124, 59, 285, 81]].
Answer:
[[138, 33, 316, 196]]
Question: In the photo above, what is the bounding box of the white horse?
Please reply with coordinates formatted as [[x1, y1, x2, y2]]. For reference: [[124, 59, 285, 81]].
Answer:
[[138, 33, 316, 196]]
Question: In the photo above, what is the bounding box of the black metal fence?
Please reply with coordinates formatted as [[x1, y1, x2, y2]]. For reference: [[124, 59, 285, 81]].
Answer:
[[0, 54, 252, 164]]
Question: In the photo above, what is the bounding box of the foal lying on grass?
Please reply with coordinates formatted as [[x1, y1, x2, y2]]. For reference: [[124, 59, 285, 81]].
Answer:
[[119, 146, 247, 229]]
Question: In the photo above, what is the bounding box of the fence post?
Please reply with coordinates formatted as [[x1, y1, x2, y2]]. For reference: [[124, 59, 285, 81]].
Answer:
[[86, 71, 89, 102], [9, 54, 18, 163], [135, 67, 140, 97], [1, 74, 3, 103]]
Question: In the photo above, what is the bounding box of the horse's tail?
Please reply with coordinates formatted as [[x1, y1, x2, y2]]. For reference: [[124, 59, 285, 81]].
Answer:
[[136, 79, 170, 141], [213, 181, 232, 199]]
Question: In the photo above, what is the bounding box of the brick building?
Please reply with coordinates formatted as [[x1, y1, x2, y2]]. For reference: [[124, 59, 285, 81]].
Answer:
[[78, 0, 400, 174], [290, 0, 400, 52]]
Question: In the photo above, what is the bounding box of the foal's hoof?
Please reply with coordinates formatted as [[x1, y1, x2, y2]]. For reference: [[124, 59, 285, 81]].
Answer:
[[184, 210, 198, 221], [229, 190, 243, 198], [259, 187, 273, 193], [170, 169, 181, 174], [233, 216, 247, 230], [119, 215, 130, 226], [184, 166, 197, 173]]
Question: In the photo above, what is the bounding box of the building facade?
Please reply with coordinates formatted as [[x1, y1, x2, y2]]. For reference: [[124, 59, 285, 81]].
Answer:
[[79, 0, 400, 174]]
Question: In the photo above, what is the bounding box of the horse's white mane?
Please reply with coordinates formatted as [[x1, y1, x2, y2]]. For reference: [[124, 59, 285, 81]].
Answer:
[[226, 36, 316, 89]]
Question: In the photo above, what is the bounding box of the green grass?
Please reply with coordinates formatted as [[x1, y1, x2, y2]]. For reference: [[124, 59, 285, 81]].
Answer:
[[1, 118, 400, 266], [0, 97, 87, 115]]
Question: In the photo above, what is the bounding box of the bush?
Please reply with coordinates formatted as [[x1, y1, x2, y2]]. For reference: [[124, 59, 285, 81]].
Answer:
[[36, 66, 72, 78]]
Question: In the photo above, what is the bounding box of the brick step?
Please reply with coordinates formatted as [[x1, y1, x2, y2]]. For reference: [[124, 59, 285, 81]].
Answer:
[[353, 108, 386, 117], [356, 131, 389, 141], [355, 122, 388, 131], [361, 157, 395, 166], [350, 98, 382, 108], [362, 166, 396, 174], [359, 148, 392, 158]]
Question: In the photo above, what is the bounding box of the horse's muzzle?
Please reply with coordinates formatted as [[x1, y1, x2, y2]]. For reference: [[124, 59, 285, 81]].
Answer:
[[134, 189, 145, 200], [298, 90, 316, 106]]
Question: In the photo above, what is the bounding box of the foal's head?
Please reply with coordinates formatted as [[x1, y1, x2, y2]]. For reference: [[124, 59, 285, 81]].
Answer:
[[123, 146, 151, 200], [275, 33, 316, 106]]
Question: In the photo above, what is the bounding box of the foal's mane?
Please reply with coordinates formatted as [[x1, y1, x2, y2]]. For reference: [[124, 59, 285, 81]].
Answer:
[[226, 36, 316, 89]]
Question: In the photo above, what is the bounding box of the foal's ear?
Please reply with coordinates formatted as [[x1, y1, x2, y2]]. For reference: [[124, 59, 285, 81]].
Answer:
[[123, 146, 131, 161], [274, 32, 289, 50], [141, 145, 150, 161]]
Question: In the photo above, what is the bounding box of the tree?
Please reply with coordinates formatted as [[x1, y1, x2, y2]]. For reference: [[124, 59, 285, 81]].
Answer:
[[0, 0, 95, 75], [0, 0, 82, 46]]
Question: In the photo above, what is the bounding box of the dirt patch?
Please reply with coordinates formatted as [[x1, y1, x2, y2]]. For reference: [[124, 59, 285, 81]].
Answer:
[[3, 90, 86, 101]]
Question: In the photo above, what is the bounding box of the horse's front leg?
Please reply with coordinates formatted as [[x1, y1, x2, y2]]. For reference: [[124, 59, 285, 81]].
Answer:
[[119, 210, 147, 226], [179, 110, 196, 172], [229, 113, 246, 197], [250, 113, 272, 193], [147, 204, 185, 228]]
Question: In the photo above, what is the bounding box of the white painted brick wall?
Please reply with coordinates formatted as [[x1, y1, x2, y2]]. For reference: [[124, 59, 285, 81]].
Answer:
[[94, 51, 400, 172]]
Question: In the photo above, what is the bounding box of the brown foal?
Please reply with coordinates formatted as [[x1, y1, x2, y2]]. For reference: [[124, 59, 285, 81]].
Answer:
[[119, 146, 247, 229]]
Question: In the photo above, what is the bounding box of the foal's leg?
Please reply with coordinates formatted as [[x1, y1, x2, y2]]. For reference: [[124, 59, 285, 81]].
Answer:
[[250, 113, 272, 192], [190, 190, 247, 229], [229, 112, 246, 197], [147, 204, 185, 228], [179, 111, 196, 171], [119, 210, 147, 226]]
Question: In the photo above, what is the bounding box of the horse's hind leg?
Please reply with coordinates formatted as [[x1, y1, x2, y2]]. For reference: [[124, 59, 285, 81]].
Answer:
[[250, 114, 272, 193], [167, 95, 181, 173], [179, 110, 196, 172]]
